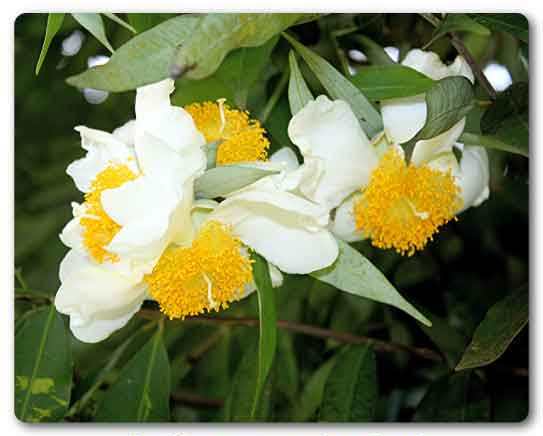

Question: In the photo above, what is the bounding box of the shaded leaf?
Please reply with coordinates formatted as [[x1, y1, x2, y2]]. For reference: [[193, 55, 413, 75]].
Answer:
[[274, 332, 298, 402], [67, 15, 200, 92], [426, 14, 490, 47], [103, 13, 137, 34], [126, 13, 177, 32], [319, 344, 378, 422], [288, 50, 313, 115], [292, 356, 337, 421], [35, 13, 65, 75], [194, 163, 279, 199], [172, 13, 304, 80], [311, 239, 431, 326], [456, 286, 528, 371], [460, 132, 529, 158], [250, 252, 278, 418], [96, 325, 170, 422], [413, 372, 490, 422], [283, 32, 383, 137], [351, 34, 394, 65], [350, 64, 435, 100], [469, 13, 528, 43], [71, 13, 114, 53], [15, 305, 72, 422]]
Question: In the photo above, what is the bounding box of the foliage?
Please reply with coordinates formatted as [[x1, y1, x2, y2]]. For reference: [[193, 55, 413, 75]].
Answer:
[[15, 12, 529, 423]]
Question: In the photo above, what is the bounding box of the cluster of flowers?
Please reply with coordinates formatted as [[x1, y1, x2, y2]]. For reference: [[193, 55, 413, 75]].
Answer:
[[55, 49, 490, 343]]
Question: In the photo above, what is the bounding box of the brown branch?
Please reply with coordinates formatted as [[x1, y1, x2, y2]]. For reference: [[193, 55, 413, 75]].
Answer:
[[137, 308, 443, 362], [171, 390, 224, 408]]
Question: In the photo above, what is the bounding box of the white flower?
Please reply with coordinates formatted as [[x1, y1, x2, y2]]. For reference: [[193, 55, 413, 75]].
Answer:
[[56, 79, 206, 342]]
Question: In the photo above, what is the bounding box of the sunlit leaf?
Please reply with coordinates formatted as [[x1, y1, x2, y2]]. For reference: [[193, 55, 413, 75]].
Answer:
[[35, 13, 65, 75], [311, 239, 431, 326], [288, 50, 313, 115], [456, 286, 528, 371], [15, 305, 72, 422], [469, 13, 528, 43], [319, 344, 378, 422], [96, 325, 170, 422], [71, 13, 114, 53]]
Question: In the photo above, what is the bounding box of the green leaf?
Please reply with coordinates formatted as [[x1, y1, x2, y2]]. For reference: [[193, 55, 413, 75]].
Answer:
[[311, 239, 431, 326], [413, 372, 490, 422], [288, 50, 313, 115], [283, 32, 383, 137], [319, 345, 378, 422], [480, 82, 528, 156], [469, 13, 528, 43], [103, 13, 137, 34], [66, 15, 200, 92], [456, 286, 528, 371], [172, 13, 304, 80], [15, 305, 72, 422], [194, 163, 279, 199], [351, 34, 394, 65], [459, 132, 529, 157], [425, 14, 490, 48], [35, 13, 65, 75], [350, 64, 435, 100], [292, 356, 337, 421], [274, 332, 299, 402], [250, 252, 278, 418], [127, 13, 177, 32], [71, 13, 114, 53], [413, 76, 474, 141], [96, 325, 170, 422], [173, 36, 279, 108]]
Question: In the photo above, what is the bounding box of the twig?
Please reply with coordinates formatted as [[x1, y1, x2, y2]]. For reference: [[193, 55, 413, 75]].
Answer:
[[137, 309, 442, 362], [171, 390, 224, 408]]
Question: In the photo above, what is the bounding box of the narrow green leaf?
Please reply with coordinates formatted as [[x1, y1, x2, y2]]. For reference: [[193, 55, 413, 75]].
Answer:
[[71, 13, 114, 53], [250, 252, 277, 418], [350, 64, 435, 100], [425, 14, 490, 48], [127, 13, 177, 32], [172, 13, 304, 80], [15, 305, 72, 422], [274, 332, 299, 402], [414, 76, 474, 141], [319, 345, 378, 422], [35, 13, 65, 75], [469, 13, 528, 43], [456, 286, 528, 371], [283, 32, 383, 137], [288, 50, 314, 115], [460, 132, 529, 157], [194, 163, 279, 199], [351, 34, 394, 65], [96, 325, 170, 422], [414, 372, 490, 422], [103, 13, 137, 34], [311, 239, 431, 326], [66, 15, 200, 92], [292, 356, 337, 421]]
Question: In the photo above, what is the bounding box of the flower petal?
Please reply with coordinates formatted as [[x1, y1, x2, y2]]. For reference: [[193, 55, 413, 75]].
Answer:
[[67, 126, 137, 193], [329, 192, 366, 242], [288, 95, 378, 209], [270, 147, 300, 171], [456, 145, 490, 212], [411, 119, 466, 166], [381, 95, 427, 144], [112, 119, 136, 146]]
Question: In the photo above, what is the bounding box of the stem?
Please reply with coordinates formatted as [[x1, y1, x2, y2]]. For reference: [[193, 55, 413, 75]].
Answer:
[[258, 69, 289, 123], [171, 390, 224, 408], [137, 309, 442, 362]]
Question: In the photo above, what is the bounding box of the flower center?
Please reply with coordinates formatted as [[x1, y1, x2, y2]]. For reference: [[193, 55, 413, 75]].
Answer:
[[184, 100, 270, 165], [144, 221, 253, 319], [80, 164, 137, 263], [354, 147, 461, 256]]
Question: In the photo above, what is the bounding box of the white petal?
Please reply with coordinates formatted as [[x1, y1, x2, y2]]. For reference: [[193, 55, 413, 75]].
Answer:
[[288, 95, 378, 209], [112, 119, 136, 147], [448, 56, 475, 83], [268, 263, 284, 288], [381, 95, 427, 144], [270, 147, 300, 171], [209, 183, 338, 274], [456, 146, 490, 212], [135, 79, 205, 155], [411, 119, 466, 166], [191, 199, 219, 232], [67, 126, 137, 193], [329, 192, 366, 242], [402, 49, 451, 80]]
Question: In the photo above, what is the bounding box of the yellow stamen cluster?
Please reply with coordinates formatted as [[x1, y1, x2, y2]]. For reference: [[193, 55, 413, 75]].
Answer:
[[144, 220, 253, 319], [80, 164, 137, 263], [354, 148, 461, 256], [184, 101, 270, 165]]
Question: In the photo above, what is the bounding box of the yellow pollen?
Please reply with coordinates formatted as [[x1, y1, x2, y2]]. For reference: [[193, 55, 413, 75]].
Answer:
[[80, 164, 137, 263], [184, 101, 270, 165], [144, 221, 253, 319], [354, 148, 461, 256]]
